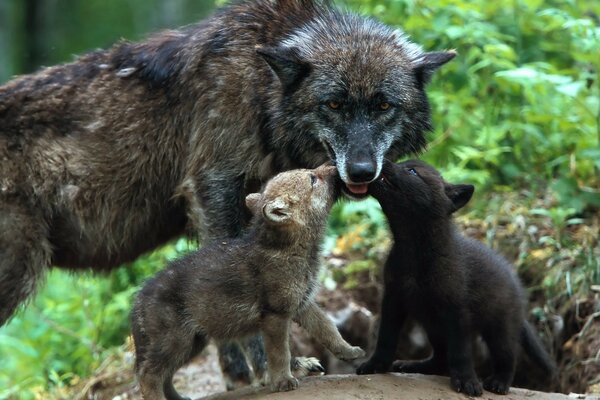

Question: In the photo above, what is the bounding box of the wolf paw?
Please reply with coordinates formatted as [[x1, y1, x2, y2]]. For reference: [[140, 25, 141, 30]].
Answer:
[[450, 375, 483, 397], [483, 375, 511, 395], [292, 357, 324, 378], [270, 375, 299, 392], [336, 345, 365, 361], [356, 358, 389, 375]]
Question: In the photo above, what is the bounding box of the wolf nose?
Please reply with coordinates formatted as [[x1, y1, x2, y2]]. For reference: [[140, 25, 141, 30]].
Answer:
[[347, 161, 376, 183]]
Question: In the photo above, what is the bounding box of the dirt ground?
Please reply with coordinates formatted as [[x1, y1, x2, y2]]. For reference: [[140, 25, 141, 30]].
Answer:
[[98, 343, 595, 400], [202, 373, 595, 400]]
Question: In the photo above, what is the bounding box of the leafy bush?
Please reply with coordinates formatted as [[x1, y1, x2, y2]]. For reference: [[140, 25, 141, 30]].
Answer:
[[0, 239, 194, 399], [345, 0, 599, 213]]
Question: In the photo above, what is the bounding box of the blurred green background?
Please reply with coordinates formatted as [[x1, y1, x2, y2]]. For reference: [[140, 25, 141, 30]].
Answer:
[[0, 0, 598, 398]]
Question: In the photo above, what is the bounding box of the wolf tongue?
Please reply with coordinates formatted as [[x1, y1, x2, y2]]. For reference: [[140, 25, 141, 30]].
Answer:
[[346, 183, 368, 194]]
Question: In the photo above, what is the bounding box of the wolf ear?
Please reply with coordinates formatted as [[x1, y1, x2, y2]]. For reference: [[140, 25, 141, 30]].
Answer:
[[412, 50, 456, 86], [245, 193, 263, 215], [445, 183, 474, 213], [257, 46, 311, 92], [262, 197, 292, 225]]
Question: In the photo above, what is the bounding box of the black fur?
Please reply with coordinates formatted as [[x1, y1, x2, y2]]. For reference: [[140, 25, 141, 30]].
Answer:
[[356, 159, 556, 397]]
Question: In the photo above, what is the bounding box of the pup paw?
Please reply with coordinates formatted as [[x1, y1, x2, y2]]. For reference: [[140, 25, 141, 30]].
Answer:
[[356, 358, 389, 375], [391, 360, 410, 372], [292, 356, 324, 378], [483, 376, 511, 395], [337, 345, 365, 361], [270, 376, 299, 392], [450, 375, 483, 397]]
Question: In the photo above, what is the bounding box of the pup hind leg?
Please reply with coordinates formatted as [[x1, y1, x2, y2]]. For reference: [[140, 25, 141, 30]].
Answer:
[[0, 202, 51, 325], [137, 332, 207, 400], [392, 330, 447, 374]]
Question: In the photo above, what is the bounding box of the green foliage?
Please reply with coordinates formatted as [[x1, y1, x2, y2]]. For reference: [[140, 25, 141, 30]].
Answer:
[[343, 0, 600, 213], [0, 239, 194, 399]]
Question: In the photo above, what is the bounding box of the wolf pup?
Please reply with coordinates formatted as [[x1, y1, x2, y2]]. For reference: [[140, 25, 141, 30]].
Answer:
[[131, 164, 364, 400], [356, 160, 556, 396]]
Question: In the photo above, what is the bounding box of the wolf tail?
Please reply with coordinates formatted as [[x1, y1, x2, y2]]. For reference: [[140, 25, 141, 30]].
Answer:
[[520, 320, 557, 375]]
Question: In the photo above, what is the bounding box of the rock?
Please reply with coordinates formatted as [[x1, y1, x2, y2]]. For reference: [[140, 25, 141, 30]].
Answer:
[[200, 373, 589, 400]]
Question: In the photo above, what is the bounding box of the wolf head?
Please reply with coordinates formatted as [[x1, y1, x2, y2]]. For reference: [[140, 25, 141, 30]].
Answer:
[[258, 10, 454, 199], [245, 164, 338, 231], [369, 159, 474, 220]]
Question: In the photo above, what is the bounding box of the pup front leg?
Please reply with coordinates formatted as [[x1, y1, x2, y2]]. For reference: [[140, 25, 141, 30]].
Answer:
[[295, 302, 365, 361], [356, 288, 404, 374], [444, 310, 482, 397], [262, 314, 298, 392]]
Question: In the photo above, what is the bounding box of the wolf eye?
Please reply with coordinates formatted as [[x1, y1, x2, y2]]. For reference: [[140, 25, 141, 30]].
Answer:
[[408, 168, 418, 176], [379, 102, 391, 111], [310, 174, 317, 186], [327, 101, 340, 110]]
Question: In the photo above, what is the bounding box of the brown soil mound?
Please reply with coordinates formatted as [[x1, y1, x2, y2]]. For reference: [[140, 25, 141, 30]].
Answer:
[[201, 373, 590, 400]]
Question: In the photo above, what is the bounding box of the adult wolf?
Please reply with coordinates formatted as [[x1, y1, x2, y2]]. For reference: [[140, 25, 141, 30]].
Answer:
[[0, 0, 454, 387]]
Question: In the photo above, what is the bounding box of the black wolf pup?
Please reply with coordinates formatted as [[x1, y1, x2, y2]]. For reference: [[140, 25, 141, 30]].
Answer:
[[132, 164, 364, 400], [356, 160, 556, 396]]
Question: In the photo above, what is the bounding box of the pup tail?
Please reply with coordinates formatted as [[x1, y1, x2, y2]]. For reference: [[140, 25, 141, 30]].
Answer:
[[520, 320, 557, 376]]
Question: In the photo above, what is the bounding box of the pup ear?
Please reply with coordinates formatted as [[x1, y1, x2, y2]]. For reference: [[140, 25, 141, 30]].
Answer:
[[445, 183, 474, 213], [412, 50, 456, 85], [256, 46, 311, 92], [245, 193, 262, 215], [262, 197, 292, 225]]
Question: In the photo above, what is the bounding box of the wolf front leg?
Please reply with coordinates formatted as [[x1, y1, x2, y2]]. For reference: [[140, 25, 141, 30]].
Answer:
[[295, 302, 365, 361], [0, 202, 51, 325], [262, 314, 298, 392]]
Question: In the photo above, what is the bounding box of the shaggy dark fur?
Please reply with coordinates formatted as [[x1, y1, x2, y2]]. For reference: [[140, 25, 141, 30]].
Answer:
[[0, 0, 453, 385]]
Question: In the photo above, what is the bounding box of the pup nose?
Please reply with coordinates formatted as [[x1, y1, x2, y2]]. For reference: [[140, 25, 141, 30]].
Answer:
[[315, 163, 337, 177], [347, 161, 376, 183]]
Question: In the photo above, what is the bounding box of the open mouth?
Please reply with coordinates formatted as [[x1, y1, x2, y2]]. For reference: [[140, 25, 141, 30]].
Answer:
[[341, 182, 370, 199]]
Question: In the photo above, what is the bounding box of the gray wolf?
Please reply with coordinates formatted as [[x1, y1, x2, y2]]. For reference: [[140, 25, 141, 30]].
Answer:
[[0, 0, 453, 385], [356, 160, 556, 396], [131, 165, 364, 399]]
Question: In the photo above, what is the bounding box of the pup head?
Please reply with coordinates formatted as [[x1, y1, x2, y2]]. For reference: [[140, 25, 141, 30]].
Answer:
[[369, 159, 474, 220], [245, 164, 338, 230], [258, 12, 455, 199]]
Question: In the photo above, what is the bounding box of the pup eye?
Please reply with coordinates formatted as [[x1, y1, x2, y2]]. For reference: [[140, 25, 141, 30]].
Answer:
[[310, 174, 317, 186], [328, 101, 340, 110], [379, 102, 391, 111], [408, 168, 418, 176]]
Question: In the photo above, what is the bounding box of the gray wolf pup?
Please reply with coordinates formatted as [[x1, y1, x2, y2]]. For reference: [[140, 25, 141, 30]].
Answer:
[[0, 0, 453, 384], [356, 160, 556, 396], [131, 164, 364, 399]]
